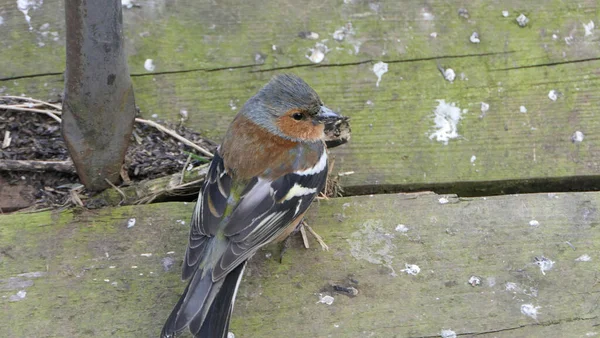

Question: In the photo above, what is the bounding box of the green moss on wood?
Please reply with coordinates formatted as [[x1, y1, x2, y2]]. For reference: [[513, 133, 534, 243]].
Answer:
[[2, 0, 600, 194], [2, 193, 599, 336]]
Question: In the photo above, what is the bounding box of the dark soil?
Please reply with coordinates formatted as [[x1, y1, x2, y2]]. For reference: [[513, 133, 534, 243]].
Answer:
[[0, 97, 217, 212]]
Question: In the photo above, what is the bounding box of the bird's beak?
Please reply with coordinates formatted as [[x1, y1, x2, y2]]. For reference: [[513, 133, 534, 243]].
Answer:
[[315, 106, 340, 123]]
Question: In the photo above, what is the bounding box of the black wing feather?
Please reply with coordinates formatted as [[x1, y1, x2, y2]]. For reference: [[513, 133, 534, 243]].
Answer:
[[183, 151, 230, 279], [213, 167, 328, 280]]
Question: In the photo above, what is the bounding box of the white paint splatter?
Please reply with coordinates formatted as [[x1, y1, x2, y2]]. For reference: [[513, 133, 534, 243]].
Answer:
[[332, 23, 354, 42], [529, 220, 540, 227], [17, 0, 44, 30], [421, 10, 434, 21], [401, 263, 420, 275], [395, 224, 409, 233], [470, 155, 477, 163], [480, 102, 489, 114], [519, 105, 527, 113], [565, 35, 574, 45], [440, 329, 457, 338], [347, 220, 397, 276], [140, 253, 153, 257], [121, 0, 134, 9], [502, 10, 509, 17], [317, 294, 334, 305], [548, 90, 558, 101], [306, 42, 328, 63], [179, 109, 188, 120], [521, 304, 540, 320], [583, 21, 595, 36], [303, 32, 319, 40], [144, 59, 156, 71], [429, 100, 466, 144], [127, 218, 136, 228], [468, 276, 481, 286], [572, 131, 584, 143], [516, 14, 529, 27], [443, 68, 456, 82], [430, 32, 438, 38], [505, 282, 518, 292], [575, 254, 591, 262], [228, 99, 238, 111], [9, 290, 27, 302], [469, 32, 480, 43], [0, 16, 4, 25], [552, 34, 558, 40], [438, 197, 449, 204], [586, 332, 598, 337], [535, 256, 554, 275], [373, 61, 388, 87]]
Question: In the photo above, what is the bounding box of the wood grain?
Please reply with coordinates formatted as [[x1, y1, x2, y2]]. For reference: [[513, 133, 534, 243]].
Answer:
[[1, 0, 599, 193], [1, 192, 598, 337]]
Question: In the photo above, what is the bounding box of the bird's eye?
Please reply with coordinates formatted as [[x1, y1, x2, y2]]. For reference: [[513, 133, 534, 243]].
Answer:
[[292, 112, 304, 121]]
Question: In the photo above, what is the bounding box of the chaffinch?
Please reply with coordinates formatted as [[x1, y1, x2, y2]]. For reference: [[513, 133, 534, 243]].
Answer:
[[161, 74, 341, 338]]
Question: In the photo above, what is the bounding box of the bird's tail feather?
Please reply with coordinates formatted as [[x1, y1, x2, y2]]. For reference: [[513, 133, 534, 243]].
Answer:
[[195, 261, 247, 338], [161, 267, 217, 338], [161, 261, 247, 338]]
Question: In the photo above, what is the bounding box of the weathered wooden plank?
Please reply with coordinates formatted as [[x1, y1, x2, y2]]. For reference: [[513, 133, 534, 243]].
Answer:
[[1, 0, 600, 193], [1, 192, 599, 337], [2, 0, 598, 76]]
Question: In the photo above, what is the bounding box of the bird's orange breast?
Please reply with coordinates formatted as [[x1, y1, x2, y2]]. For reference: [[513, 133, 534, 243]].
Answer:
[[221, 115, 322, 181]]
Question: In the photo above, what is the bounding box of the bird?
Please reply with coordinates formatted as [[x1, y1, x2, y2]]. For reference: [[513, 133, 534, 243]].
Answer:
[[161, 74, 341, 338]]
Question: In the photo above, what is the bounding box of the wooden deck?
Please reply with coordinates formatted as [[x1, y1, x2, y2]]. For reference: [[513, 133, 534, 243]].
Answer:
[[1, 192, 599, 337], [1, 0, 600, 337]]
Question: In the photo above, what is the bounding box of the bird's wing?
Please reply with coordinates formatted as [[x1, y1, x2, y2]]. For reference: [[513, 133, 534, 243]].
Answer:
[[212, 149, 329, 280], [182, 151, 232, 280], [182, 148, 328, 282]]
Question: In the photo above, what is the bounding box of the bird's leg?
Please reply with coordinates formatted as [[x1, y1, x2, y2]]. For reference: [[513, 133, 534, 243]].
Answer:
[[278, 221, 307, 263], [278, 234, 293, 263]]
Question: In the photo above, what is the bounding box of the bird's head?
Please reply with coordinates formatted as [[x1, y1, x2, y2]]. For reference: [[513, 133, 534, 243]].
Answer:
[[241, 74, 340, 142]]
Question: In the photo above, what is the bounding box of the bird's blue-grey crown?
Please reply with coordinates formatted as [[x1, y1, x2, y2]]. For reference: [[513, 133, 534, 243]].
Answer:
[[240, 74, 338, 139], [247, 74, 322, 116]]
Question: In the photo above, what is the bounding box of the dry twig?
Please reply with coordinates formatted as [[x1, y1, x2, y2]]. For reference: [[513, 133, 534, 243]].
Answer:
[[0, 95, 214, 158], [104, 178, 127, 205], [0, 159, 76, 174]]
